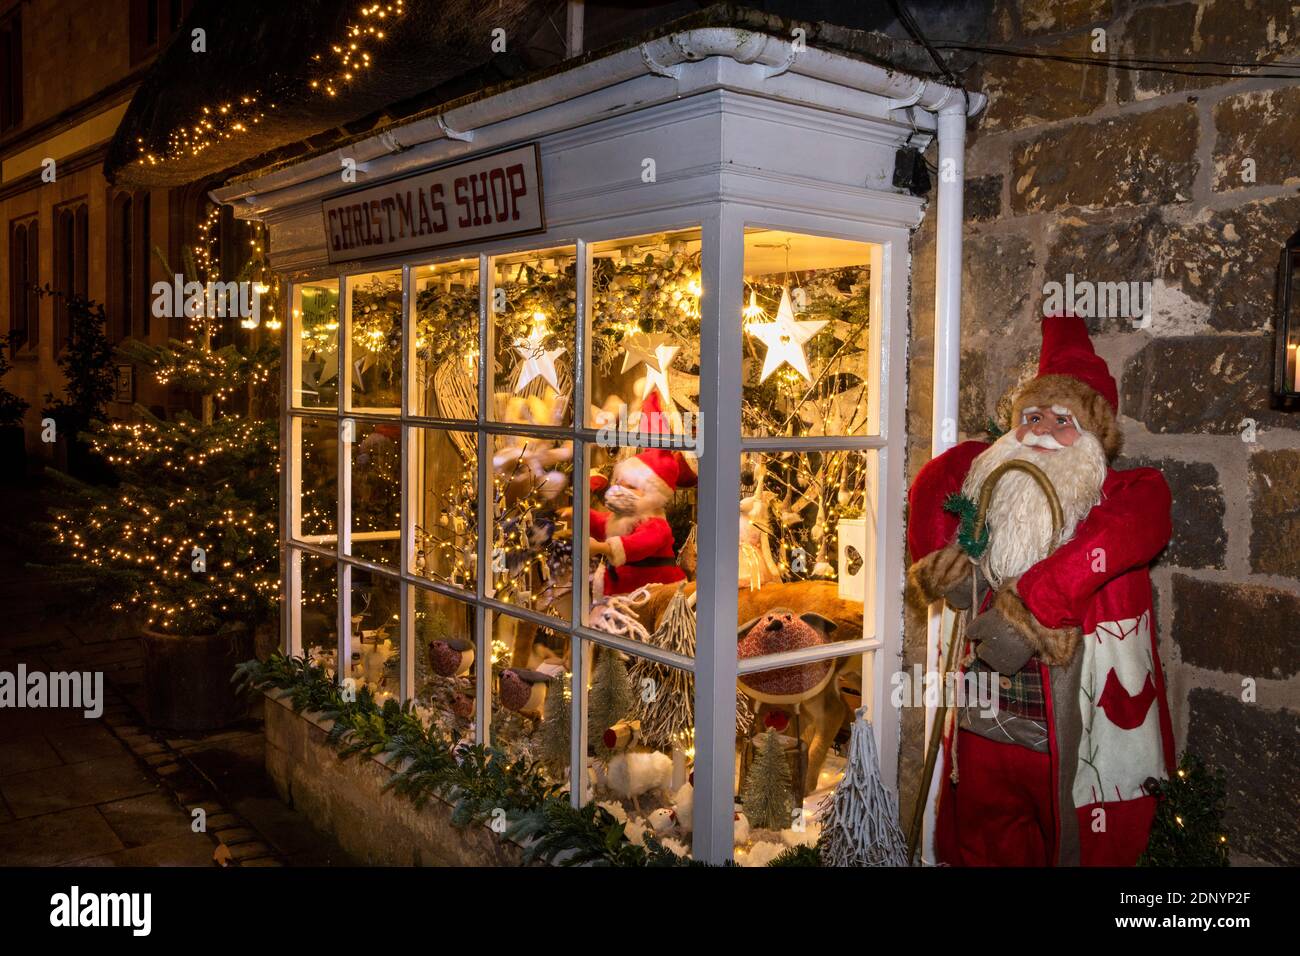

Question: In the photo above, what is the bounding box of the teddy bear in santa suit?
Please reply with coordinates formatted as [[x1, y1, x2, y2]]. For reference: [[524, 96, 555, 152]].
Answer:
[[589, 391, 694, 597], [908, 316, 1176, 866]]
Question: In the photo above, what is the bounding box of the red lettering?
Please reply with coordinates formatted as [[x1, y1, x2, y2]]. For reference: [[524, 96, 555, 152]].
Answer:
[[395, 192, 413, 238], [454, 176, 471, 228], [369, 200, 383, 243], [417, 188, 433, 236], [339, 206, 355, 248], [430, 183, 447, 233], [380, 197, 397, 239], [469, 172, 490, 226], [488, 167, 508, 223], [505, 163, 527, 221], [351, 205, 367, 244], [327, 209, 341, 251]]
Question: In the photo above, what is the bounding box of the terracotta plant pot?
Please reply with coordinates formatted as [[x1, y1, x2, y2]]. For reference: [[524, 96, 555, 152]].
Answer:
[[141, 625, 253, 732]]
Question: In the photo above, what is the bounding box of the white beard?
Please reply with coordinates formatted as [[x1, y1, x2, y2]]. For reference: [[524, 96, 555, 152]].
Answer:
[[961, 429, 1108, 587]]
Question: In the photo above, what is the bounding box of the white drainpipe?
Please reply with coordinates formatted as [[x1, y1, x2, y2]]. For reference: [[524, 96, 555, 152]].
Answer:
[[921, 95, 972, 864]]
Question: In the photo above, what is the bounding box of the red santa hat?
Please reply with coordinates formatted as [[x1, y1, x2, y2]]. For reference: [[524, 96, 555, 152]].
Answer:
[[1010, 315, 1122, 459], [612, 391, 684, 497]]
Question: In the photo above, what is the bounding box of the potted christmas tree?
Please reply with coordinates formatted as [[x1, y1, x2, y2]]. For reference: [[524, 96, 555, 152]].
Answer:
[[47, 237, 281, 731]]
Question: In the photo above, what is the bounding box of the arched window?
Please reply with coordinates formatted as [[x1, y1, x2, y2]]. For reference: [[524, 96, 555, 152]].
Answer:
[[7, 217, 37, 350], [53, 201, 89, 352], [110, 191, 154, 341]]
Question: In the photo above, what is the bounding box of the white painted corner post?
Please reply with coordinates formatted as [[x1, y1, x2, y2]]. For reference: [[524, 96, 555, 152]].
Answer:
[[693, 208, 744, 864], [921, 96, 972, 864]]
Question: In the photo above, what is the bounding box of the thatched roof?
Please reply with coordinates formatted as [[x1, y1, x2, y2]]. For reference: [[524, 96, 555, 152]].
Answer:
[[107, 0, 957, 189]]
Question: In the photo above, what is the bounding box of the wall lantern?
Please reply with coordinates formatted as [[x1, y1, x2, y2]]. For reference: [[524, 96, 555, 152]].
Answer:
[[1276, 226, 1300, 409]]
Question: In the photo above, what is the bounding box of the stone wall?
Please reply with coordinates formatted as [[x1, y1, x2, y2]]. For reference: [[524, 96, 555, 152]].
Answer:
[[903, 0, 1299, 866], [263, 691, 535, 866]]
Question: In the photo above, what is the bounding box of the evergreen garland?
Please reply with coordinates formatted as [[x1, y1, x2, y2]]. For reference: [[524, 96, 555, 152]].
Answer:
[[1138, 753, 1231, 867], [943, 492, 990, 559]]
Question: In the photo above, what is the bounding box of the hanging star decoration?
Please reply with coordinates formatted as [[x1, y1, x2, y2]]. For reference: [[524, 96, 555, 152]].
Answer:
[[621, 331, 680, 405], [513, 316, 566, 393], [748, 287, 827, 383]]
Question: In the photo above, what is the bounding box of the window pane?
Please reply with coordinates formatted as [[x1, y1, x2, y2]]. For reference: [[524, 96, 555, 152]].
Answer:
[[348, 569, 401, 705], [584, 443, 696, 648], [491, 433, 573, 622], [412, 587, 477, 748], [295, 416, 338, 549], [347, 420, 401, 567], [491, 246, 575, 426], [412, 259, 479, 419], [491, 613, 569, 786], [741, 230, 878, 438], [734, 650, 863, 865], [738, 449, 875, 604], [292, 280, 339, 408], [297, 550, 338, 676], [348, 269, 403, 412], [589, 228, 702, 437], [586, 643, 696, 862], [411, 426, 477, 589]]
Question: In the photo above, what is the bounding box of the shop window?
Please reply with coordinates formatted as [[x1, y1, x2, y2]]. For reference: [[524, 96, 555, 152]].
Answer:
[[348, 569, 401, 704], [291, 280, 340, 409], [346, 419, 401, 568], [0, 9, 20, 134], [283, 222, 895, 862], [491, 610, 570, 784], [7, 217, 37, 350], [411, 587, 477, 747], [491, 433, 573, 622], [741, 230, 878, 438], [52, 202, 89, 352], [490, 246, 576, 427], [294, 550, 339, 674], [292, 416, 339, 550], [733, 649, 865, 865], [584, 643, 697, 862], [411, 258, 479, 419], [346, 269, 403, 413], [410, 425, 477, 590]]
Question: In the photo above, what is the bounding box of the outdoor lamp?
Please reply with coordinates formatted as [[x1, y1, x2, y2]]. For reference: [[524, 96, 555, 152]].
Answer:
[[1275, 226, 1300, 408]]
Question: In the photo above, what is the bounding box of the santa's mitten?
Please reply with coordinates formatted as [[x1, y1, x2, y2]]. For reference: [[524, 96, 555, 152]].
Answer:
[[908, 540, 973, 606], [971, 586, 1082, 671], [941, 564, 988, 611]]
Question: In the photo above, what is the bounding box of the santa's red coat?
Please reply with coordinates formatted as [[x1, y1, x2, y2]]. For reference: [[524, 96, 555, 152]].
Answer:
[[909, 440, 1177, 866], [590, 510, 685, 596]]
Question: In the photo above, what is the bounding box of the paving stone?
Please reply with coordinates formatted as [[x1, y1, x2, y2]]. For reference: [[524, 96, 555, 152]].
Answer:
[[97, 791, 195, 848], [238, 857, 284, 867], [0, 737, 64, 777], [204, 814, 240, 831], [0, 806, 124, 866], [0, 754, 156, 818], [229, 841, 272, 861], [44, 723, 128, 764], [216, 827, 258, 846], [67, 832, 218, 868]]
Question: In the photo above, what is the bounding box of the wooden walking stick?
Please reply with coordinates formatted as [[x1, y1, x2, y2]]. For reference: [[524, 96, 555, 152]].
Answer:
[[905, 459, 1062, 864]]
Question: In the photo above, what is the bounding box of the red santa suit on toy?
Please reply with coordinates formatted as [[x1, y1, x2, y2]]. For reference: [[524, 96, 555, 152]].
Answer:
[[908, 316, 1176, 866], [590, 392, 692, 597]]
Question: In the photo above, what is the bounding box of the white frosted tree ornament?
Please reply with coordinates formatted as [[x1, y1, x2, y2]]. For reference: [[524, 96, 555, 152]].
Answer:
[[816, 708, 909, 867]]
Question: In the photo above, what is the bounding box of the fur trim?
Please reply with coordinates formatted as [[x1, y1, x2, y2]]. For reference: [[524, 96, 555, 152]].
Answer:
[[907, 540, 971, 605], [614, 455, 673, 499], [1011, 374, 1122, 460], [607, 535, 627, 567], [995, 584, 1083, 666]]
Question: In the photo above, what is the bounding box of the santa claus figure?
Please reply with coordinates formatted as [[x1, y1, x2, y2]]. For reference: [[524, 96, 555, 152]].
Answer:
[[589, 391, 693, 597], [908, 316, 1176, 866]]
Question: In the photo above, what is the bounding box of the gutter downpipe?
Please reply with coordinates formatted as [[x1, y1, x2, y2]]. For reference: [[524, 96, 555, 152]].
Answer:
[[921, 92, 970, 866]]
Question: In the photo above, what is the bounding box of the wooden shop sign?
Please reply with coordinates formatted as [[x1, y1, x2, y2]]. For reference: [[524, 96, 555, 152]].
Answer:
[[322, 143, 545, 263]]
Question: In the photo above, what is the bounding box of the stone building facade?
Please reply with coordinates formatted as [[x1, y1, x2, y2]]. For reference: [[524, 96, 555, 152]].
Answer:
[[903, 0, 1299, 866]]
